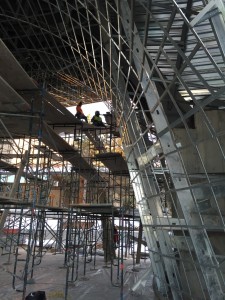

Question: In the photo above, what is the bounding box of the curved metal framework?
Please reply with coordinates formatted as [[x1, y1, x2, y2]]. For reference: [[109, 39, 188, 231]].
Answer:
[[1, 0, 225, 299]]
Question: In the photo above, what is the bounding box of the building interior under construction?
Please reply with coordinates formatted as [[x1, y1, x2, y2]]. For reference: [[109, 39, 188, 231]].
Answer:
[[1, 1, 225, 299]]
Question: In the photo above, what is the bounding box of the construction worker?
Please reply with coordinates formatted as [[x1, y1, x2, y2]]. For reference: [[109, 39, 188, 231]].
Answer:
[[75, 101, 88, 122], [91, 111, 105, 127], [113, 226, 119, 248]]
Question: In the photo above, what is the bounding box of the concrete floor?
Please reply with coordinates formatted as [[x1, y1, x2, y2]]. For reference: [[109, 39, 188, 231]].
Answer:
[[0, 248, 158, 300]]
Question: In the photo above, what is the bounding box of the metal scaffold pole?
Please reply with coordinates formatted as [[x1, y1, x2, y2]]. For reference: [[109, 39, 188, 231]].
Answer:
[[0, 151, 28, 231]]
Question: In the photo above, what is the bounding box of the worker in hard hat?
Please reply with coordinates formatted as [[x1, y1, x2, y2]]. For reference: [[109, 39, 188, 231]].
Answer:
[[91, 111, 106, 127], [75, 101, 88, 122]]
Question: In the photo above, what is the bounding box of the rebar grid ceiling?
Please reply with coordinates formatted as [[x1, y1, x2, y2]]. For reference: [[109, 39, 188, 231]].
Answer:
[[0, 0, 225, 299]]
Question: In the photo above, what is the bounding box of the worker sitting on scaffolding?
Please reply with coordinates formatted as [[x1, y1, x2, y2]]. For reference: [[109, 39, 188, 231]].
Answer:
[[75, 101, 88, 122], [91, 111, 106, 127]]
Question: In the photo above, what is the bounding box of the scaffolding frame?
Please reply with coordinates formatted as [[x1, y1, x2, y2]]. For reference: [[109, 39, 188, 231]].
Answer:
[[1, 1, 225, 299]]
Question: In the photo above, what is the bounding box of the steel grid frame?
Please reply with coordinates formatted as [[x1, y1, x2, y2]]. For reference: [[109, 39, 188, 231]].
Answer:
[[1, 0, 225, 299]]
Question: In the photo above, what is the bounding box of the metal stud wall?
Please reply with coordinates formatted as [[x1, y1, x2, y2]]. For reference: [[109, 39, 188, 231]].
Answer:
[[1, 1, 225, 299]]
